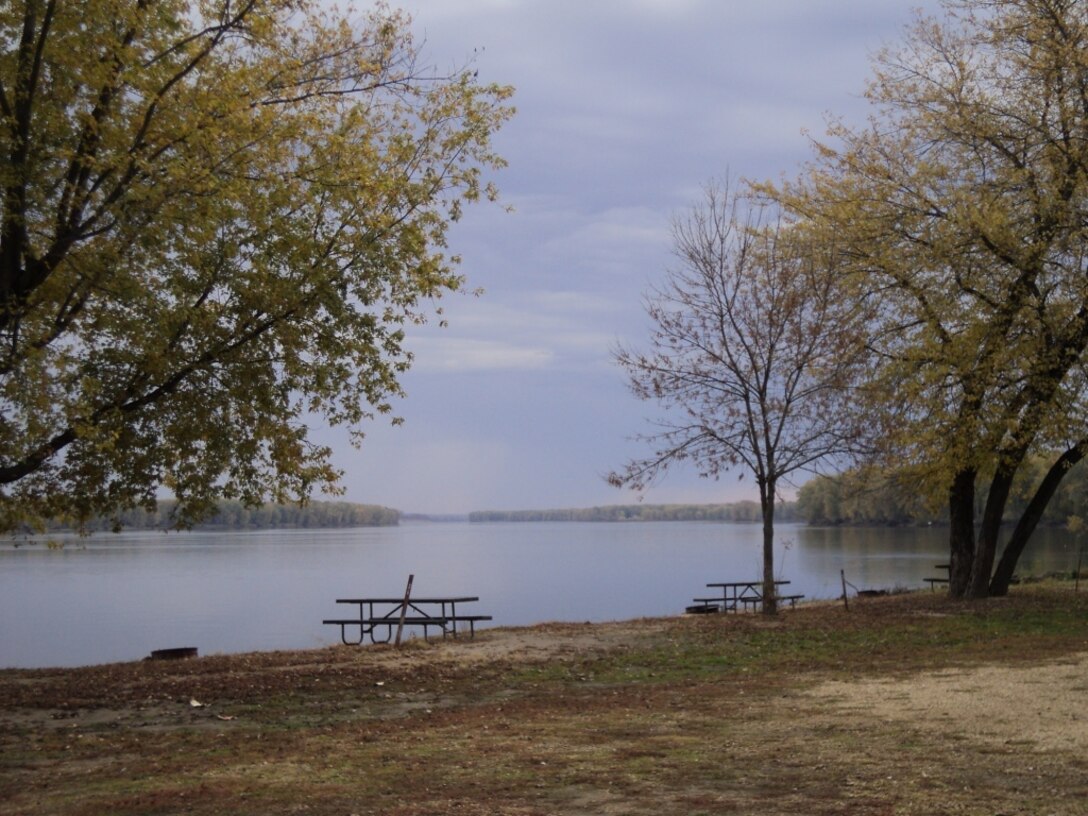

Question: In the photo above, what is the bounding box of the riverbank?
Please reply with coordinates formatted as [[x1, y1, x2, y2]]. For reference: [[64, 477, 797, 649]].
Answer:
[[2, 587, 1086, 815]]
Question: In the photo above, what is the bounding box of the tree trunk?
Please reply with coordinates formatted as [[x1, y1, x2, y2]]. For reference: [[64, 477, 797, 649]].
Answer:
[[947, 468, 976, 598], [760, 478, 777, 616], [990, 440, 1087, 596], [968, 467, 1015, 599]]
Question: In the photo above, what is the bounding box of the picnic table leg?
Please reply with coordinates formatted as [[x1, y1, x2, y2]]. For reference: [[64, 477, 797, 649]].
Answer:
[[361, 602, 385, 644], [721, 588, 736, 613], [440, 601, 451, 639], [337, 623, 365, 645], [342, 601, 368, 645]]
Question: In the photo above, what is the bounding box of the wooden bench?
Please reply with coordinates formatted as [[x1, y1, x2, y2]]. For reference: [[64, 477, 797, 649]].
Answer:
[[691, 595, 733, 613], [323, 616, 451, 645], [740, 594, 805, 611], [448, 614, 492, 637], [686, 602, 721, 614]]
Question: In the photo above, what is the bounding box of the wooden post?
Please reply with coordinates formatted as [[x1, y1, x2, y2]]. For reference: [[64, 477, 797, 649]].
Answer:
[[395, 573, 414, 647], [840, 569, 849, 612]]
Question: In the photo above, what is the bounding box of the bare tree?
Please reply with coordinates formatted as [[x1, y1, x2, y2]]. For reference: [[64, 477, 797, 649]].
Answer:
[[610, 182, 869, 613]]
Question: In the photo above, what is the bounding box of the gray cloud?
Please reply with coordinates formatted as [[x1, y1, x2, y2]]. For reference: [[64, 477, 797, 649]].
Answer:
[[333, 0, 943, 514]]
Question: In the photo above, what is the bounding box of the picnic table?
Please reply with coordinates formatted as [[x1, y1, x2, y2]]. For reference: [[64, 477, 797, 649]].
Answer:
[[323, 596, 491, 645], [694, 580, 803, 613], [925, 563, 950, 591]]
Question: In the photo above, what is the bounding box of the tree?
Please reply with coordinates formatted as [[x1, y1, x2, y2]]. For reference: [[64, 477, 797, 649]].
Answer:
[[0, 0, 513, 529], [796, 468, 940, 526], [776, 0, 1088, 597], [610, 182, 869, 613]]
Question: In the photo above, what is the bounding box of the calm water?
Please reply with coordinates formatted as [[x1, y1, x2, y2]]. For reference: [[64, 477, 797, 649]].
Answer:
[[0, 521, 1081, 668]]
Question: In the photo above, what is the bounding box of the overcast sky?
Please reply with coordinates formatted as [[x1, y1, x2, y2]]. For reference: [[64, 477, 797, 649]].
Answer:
[[325, 0, 944, 515]]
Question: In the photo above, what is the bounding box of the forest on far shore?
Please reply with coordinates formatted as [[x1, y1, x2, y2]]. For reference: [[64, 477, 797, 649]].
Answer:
[[44, 451, 1088, 532], [469, 502, 803, 524], [46, 500, 400, 533], [473, 455, 1088, 528]]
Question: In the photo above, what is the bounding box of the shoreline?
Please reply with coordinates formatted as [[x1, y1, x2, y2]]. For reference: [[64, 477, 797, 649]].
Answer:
[[3, 587, 1086, 815]]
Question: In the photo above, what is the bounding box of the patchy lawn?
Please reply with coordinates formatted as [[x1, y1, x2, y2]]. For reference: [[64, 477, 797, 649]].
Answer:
[[2, 587, 1087, 815]]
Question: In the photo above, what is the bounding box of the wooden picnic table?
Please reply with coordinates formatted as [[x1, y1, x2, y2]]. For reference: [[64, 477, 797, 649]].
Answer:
[[925, 564, 951, 591], [699, 580, 800, 613], [323, 596, 491, 645]]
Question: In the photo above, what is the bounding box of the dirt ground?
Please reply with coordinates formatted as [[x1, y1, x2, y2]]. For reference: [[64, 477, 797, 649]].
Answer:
[[2, 590, 1087, 815], [809, 653, 1088, 753], [0, 619, 673, 735]]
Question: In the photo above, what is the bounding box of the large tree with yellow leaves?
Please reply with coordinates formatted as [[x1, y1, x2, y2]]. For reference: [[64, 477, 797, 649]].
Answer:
[[0, 0, 513, 529], [778, 0, 1088, 597]]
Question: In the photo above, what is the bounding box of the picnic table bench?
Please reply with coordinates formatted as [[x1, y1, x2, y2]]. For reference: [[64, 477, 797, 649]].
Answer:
[[686, 599, 722, 614], [739, 593, 805, 611], [925, 564, 950, 591], [699, 580, 802, 613], [323, 596, 492, 645]]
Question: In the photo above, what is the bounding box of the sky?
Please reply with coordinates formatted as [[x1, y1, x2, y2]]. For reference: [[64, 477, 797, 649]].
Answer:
[[325, 0, 945, 516]]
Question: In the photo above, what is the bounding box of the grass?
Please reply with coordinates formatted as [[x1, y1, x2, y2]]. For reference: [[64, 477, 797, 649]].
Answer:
[[1, 586, 1087, 815]]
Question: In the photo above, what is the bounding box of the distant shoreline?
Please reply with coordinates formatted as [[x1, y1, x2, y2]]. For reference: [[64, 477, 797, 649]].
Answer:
[[468, 501, 799, 524], [25, 499, 400, 535]]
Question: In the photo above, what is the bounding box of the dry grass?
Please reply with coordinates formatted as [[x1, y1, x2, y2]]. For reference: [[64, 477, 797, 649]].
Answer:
[[2, 587, 1087, 815]]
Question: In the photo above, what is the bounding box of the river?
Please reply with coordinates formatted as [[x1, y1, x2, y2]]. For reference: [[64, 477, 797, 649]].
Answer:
[[0, 521, 1081, 669]]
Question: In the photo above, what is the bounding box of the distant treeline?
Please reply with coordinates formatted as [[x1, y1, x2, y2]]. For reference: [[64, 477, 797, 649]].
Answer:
[[469, 501, 802, 523], [797, 455, 1088, 526], [52, 499, 399, 532], [474, 453, 1088, 527]]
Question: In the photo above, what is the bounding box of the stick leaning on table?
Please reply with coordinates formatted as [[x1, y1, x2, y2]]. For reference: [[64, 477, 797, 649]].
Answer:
[[395, 574, 414, 648]]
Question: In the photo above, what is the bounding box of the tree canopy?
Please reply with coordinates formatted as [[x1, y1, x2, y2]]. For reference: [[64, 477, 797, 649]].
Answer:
[[0, 1, 513, 530]]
